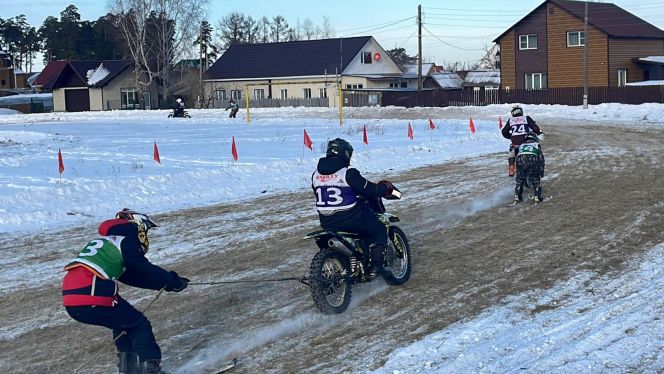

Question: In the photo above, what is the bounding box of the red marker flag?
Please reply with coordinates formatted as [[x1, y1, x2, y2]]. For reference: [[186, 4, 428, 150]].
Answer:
[[407, 122, 414, 140], [498, 115, 503, 129], [429, 118, 436, 130], [58, 148, 64, 174], [469, 117, 476, 134], [153, 141, 161, 164], [363, 125, 368, 145], [303, 129, 313, 150], [231, 136, 239, 161]]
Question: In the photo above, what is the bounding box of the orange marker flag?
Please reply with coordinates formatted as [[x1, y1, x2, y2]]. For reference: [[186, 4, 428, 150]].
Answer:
[[429, 118, 436, 130], [153, 141, 161, 164], [407, 122, 414, 140], [303, 129, 313, 150], [363, 125, 368, 145], [231, 136, 239, 161], [469, 116, 476, 134], [58, 148, 64, 174], [498, 115, 503, 129]]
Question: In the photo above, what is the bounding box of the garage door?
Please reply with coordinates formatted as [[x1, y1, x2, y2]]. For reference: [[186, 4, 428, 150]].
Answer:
[[65, 89, 90, 112]]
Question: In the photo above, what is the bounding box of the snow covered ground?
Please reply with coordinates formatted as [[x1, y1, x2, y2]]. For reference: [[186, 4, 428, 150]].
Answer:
[[1, 103, 663, 372]]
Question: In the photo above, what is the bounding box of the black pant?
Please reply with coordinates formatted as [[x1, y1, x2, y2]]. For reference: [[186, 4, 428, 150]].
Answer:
[[66, 297, 161, 361], [319, 201, 387, 246]]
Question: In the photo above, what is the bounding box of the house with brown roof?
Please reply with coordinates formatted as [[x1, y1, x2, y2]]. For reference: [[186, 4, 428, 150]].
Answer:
[[36, 60, 163, 112], [493, 0, 664, 89], [0, 49, 27, 95]]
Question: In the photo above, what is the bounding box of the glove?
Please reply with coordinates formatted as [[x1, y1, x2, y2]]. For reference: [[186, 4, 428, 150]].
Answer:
[[167, 271, 189, 292], [378, 180, 394, 197]]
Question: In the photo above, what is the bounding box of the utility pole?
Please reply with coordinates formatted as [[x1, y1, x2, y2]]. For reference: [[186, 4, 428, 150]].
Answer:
[[417, 4, 423, 103], [583, 0, 588, 109], [199, 23, 205, 109]]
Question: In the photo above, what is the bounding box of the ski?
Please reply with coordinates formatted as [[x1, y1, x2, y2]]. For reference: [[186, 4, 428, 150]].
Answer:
[[210, 357, 237, 374]]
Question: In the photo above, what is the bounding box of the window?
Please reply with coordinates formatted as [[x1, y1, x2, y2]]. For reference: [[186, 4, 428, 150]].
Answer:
[[253, 89, 265, 99], [280, 89, 288, 99], [120, 88, 139, 109], [390, 81, 407, 88], [618, 69, 627, 87], [519, 34, 537, 50], [0, 79, 5, 86], [525, 73, 547, 90], [361, 52, 372, 64], [303, 88, 312, 98], [214, 89, 227, 101], [567, 31, 585, 47], [231, 90, 242, 100], [345, 84, 363, 89], [319, 87, 327, 98]]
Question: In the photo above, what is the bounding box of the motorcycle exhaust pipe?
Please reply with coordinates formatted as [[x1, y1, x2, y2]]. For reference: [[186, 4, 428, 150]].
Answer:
[[327, 238, 353, 256]]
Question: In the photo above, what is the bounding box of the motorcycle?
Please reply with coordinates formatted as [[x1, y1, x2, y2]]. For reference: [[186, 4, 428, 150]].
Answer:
[[168, 110, 191, 118], [304, 187, 411, 314]]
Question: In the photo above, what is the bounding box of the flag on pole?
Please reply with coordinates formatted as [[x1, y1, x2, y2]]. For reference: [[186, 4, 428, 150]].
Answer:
[[58, 148, 64, 175], [153, 141, 161, 164], [363, 125, 368, 145], [498, 115, 503, 129], [429, 118, 436, 129], [469, 117, 476, 134], [407, 122, 414, 140], [303, 129, 313, 150], [231, 136, 238, 161]]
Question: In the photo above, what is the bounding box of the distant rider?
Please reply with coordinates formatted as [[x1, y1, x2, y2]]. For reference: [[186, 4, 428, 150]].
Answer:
[[225, 99, 239, 118], [514, 131, 545, 204], [62, 209, 189, 374], [311, 138, 395, 274], [173, 97, 186, 118], [502, 105, 542, 177]]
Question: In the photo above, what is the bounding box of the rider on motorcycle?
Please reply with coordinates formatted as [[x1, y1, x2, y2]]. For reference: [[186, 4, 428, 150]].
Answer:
[[501, 105, 542, 177], [311, 138, 394, 274], [514, 131, 545, 204]]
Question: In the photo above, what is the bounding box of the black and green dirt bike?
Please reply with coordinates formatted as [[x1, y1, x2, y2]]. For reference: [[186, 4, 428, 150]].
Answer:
[[304, 187, 411, 314]]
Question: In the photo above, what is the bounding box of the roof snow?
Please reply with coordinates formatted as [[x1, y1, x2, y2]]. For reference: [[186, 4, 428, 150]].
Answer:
[[638, 56, 664, 64], [86, 63, 110, 86]]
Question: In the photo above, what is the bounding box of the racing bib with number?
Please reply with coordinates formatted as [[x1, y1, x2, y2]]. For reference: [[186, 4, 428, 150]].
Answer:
[[66, 236, 125, 280], [312, 168, 357, 214], [509, 116, 528, 136]]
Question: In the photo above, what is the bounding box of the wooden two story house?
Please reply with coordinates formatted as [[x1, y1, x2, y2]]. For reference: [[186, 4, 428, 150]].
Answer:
[[494, 0, 664, 89]]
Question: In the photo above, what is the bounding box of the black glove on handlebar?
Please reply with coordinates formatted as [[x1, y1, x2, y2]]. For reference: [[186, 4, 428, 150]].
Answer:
[[378, 180, 394, 197], [166, 271, 189, 292]]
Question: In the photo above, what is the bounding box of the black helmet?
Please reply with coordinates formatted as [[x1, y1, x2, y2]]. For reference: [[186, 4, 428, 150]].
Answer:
[[524, 131, 539, 143], [511, 105, 523, 117], [115, 208, 159, 253], [326, 138, 353, 165]]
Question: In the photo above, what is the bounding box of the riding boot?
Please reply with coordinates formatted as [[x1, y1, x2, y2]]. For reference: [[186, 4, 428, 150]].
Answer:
[[369, 244, 386, 274], [118, 352, 140, 374], [508, 158, 515, 177], [140, 359, 168, 374]]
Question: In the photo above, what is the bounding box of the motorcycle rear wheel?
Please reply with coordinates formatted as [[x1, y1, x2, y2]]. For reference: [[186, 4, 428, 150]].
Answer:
[[382, 226, 411, 285], [309, 248, 351, 314]]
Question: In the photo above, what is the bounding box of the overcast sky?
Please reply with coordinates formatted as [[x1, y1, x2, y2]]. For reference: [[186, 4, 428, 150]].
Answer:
[[2, 0, 664, 69]]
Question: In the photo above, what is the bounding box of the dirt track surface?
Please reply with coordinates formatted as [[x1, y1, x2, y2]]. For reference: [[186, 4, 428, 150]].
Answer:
[[2, 118, 664, 373]]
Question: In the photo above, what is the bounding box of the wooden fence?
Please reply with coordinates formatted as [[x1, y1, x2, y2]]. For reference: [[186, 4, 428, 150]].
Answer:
[[378, 86, 664, 108]]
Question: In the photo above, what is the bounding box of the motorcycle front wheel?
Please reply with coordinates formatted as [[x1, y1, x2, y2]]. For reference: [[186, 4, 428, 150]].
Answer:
[[382, 226, 411, 285], [309, 248, 351, 314]]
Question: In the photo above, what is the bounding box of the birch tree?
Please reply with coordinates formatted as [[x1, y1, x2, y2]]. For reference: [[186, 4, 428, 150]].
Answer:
[[108, 0, 208, 106]]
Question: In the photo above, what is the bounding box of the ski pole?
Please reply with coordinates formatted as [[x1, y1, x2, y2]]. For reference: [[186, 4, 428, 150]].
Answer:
[[75, 287, 167, 373]]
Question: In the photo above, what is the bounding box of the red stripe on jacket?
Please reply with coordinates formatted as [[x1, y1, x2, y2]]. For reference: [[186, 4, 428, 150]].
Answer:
[[62, 266, 118, 307]]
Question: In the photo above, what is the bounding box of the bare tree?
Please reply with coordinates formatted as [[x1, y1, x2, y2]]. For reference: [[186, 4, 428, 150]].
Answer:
[[108, 0, 208, 107], [320, 16, 335, 38], [301, 18, 316, 40], [270, 15, 288, 43], [477, 42, 499, 70], [256, 16, 270, 43]]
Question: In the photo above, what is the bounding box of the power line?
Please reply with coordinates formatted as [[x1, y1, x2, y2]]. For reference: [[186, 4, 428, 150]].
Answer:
[[335, 16, 415, 34], [422, 25, 484, 51]]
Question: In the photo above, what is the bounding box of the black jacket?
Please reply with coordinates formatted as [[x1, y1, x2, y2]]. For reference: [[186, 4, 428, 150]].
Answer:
[[502, 115, 541, 146], [105, 222, 181, 291]]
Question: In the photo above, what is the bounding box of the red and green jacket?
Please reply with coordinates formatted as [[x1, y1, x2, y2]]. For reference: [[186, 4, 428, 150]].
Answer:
[[62, 219, 181, 307]]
